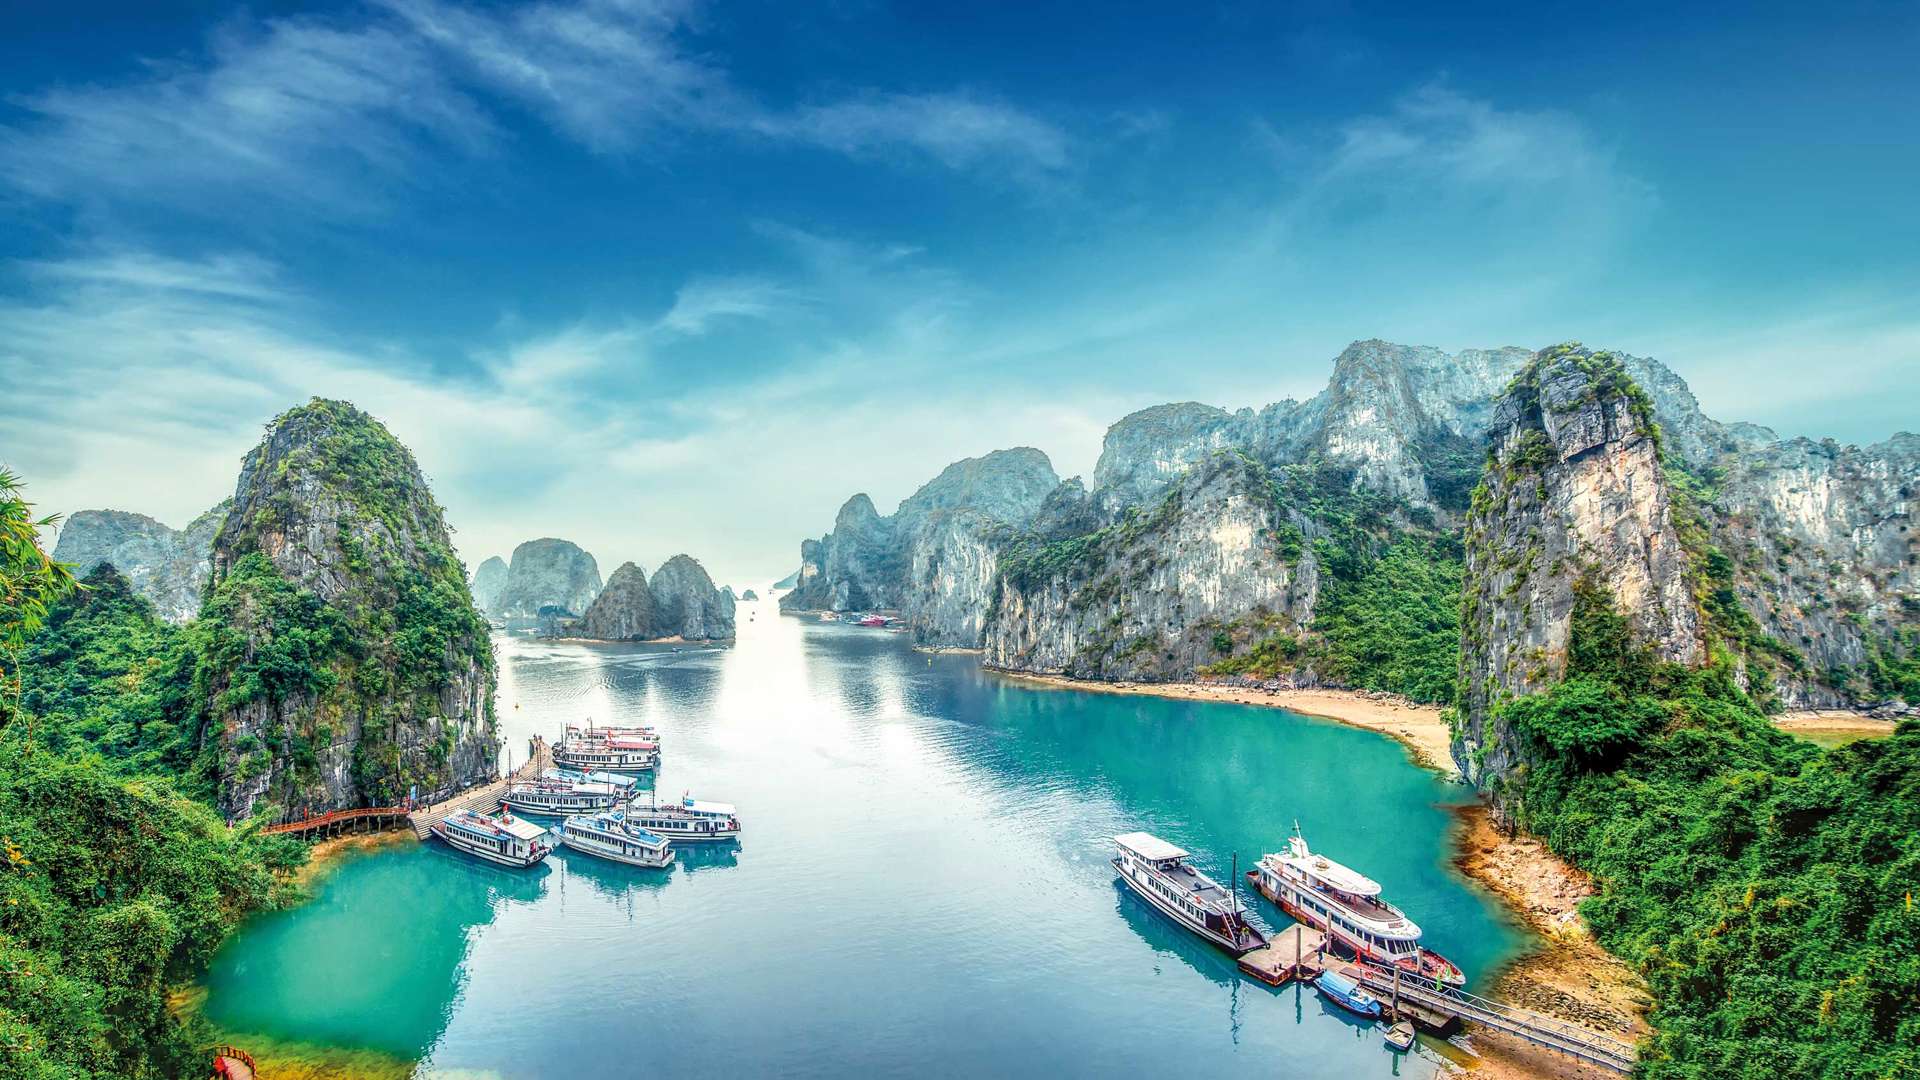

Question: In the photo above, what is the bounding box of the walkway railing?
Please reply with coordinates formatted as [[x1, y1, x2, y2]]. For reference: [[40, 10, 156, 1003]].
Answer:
[[1345, 960, 1638, 1072], [261, 805, 408, 837]]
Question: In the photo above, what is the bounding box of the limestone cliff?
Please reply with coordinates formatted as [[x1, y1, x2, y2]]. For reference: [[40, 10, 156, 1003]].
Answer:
[[52, 501, 228, 622], [580, 561, 657, 640], [649, 554, 735, 640], [1453, 346, 1707, 794], [780, 448, 1059, 646], [495, 538, 601, 618], [470, 555, 509, 615], [200, 399, 496, 820], [984, 453, 1319, 679]]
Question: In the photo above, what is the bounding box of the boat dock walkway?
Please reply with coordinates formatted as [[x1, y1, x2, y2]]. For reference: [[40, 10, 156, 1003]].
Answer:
[[1237, 924, 1327, 985], [1330, 957, 1638, 1073], [408, 737, 552, 840]]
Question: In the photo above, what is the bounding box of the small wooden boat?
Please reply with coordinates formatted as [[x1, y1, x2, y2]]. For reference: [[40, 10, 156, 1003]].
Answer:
[[1314, 969, 1383, 1019], [1383, 1019, 1417, 1052]]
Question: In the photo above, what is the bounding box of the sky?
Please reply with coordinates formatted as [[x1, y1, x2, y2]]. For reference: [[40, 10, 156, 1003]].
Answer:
[[2, 1, 1917, 586]]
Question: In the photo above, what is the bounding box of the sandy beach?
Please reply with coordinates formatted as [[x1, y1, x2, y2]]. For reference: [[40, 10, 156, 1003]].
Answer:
[[1773, 709, 1898, 744], [986, 670, 1460, 778]]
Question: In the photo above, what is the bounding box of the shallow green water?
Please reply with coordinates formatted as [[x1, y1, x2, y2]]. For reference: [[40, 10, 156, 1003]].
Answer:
[[202, 601, 1525, 1077]]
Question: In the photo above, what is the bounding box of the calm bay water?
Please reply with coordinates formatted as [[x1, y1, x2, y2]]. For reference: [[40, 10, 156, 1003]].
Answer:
[[202, 598, 1525, 1078]]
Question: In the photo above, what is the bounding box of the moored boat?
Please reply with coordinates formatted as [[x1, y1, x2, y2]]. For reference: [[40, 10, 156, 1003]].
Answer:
[[1249, 826, 1466, 986], [501, 775, 624, 815], [554, 728, 660, 771], [1111, 832, 1266, 955], [625, 792, 742, 843], [1383, 1019, 1417, 1052], [1315, 969, 1383, 1018], [558, 810, 675, 868], [431, 809, 551, 868]]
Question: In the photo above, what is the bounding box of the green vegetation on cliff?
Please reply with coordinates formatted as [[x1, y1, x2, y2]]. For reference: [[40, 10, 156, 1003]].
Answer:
[[0, 471, 304, 1080]]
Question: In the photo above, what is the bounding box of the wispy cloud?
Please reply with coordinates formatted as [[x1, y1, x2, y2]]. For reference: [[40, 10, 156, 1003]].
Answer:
[[0, 17, 492, 214], [0, 0, 1072, 218]]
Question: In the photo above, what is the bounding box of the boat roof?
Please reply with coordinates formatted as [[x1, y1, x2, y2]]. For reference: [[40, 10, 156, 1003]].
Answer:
[[682, 799, 735, 815], [1115, 832, 1188, 861], [493, 815, 550, 840]]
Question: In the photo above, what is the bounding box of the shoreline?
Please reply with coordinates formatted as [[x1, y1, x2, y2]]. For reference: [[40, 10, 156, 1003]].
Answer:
[[985, 669, 1459, 779], [986, 668, 1647, 1078], [1773, 709, 1897, 745]]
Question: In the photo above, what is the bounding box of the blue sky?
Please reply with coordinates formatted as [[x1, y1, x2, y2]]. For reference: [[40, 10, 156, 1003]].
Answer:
[[3, 1, 1916, 584]]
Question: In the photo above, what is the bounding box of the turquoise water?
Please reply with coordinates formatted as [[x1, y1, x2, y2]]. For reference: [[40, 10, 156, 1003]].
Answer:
[[202, 599, 1525, 1077]]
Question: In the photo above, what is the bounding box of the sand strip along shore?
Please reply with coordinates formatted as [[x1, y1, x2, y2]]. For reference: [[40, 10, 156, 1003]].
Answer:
[[986, 671, 1459, 779]]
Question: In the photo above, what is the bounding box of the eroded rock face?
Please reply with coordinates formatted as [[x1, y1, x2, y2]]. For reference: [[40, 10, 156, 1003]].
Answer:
[[580, 561, 656, 640], [741, 589, 760, 601], [52, 501, 228, 622], [496, 538, 601, 618], [1453, 347, 1706, 793], [203, 398, 496, 821], [780, 448, 1059, 645], [984, 453, 1319, 679], [471, 555, 509, 615], [649, 554, 735, 640]]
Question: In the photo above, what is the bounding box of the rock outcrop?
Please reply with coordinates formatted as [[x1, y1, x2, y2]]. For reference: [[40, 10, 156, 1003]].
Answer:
[[580, 561, 657, 640], [470, 555, 509, 615], [200, 399, 496, 820], [741, 589, 759, 601], [1453, 346, 1708, 793], [780, 448, 1059, 646], [649, 554, 735, 640], [51, 502, 228, 622], [495, 538, 601, 618], [984, 452, 1319, 679]]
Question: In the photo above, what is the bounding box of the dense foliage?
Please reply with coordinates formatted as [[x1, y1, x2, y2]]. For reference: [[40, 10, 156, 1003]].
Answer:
[[18, 566, 207, 791], [0, 470, 304, 1079], [1499, 589, 1920, 1078], [0, 469, 78, 733]]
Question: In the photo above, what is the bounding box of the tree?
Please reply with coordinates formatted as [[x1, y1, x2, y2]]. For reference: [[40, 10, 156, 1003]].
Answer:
[[0, 467, 78, 732]]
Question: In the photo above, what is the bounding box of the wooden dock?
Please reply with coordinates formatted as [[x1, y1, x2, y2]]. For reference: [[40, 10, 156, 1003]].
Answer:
[[1237, 924, 1326, 985], [262, 805, 407, 838], [408, 736, 551, 840]]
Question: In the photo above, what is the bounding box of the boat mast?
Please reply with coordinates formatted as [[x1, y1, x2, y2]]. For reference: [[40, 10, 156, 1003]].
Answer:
[[1230, 850, 1240, 937]]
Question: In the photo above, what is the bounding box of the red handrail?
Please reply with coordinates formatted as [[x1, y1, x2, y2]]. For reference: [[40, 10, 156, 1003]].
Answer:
[[262, 805, 406, 835]]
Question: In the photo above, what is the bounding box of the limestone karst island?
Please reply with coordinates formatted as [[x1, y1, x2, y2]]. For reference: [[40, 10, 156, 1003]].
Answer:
[[2, 5, 1915, 1080]]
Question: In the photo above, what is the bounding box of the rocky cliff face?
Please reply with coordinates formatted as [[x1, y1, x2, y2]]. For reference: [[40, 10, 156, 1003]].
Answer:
[[1453, 346, 1708, 793], [780, 448, 1059, 645], [52, 502, 228, 622], [649, 554, 735, 640], [470, 555, 509, 615], [580, 561, 656, 640], [984, 453, 1319, 678], [200, 399, 496, 820], [496, 538, 601, 617]]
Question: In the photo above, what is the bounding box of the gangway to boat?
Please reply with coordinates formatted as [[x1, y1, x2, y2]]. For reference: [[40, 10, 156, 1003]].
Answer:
[[409, 736, 552, 840], [1337, 959, 1637, 1073]]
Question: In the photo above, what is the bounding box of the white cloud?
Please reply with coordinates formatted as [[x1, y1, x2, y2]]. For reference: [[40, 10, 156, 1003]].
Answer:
[[0, 17, 493, 213]]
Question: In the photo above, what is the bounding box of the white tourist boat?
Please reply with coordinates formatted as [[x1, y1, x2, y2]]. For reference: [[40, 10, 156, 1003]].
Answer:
[[500, 775, 625, 815], [558, 809, 675, 868], [554, 728, 660, 771], [1249, 826, 1465, 986], [431, 809, 551, 868], [1112, 832, 1266, 955], [625, 792, 742, 843]]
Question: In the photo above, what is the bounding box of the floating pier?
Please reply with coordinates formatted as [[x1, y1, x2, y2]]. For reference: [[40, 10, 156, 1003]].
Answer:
[[1236, 924, 1326, 985]]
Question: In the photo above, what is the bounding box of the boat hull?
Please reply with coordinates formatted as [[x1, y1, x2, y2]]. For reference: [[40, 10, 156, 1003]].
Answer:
[[501, 793, 621, 815], [559, 831, 673, 868], [1316, 977, 1384, 1019], [1113, 858, 1263, 956], [1250, 870, 1465, 987], [432, 824, 549, 868], [553, 749, 658, 771]]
